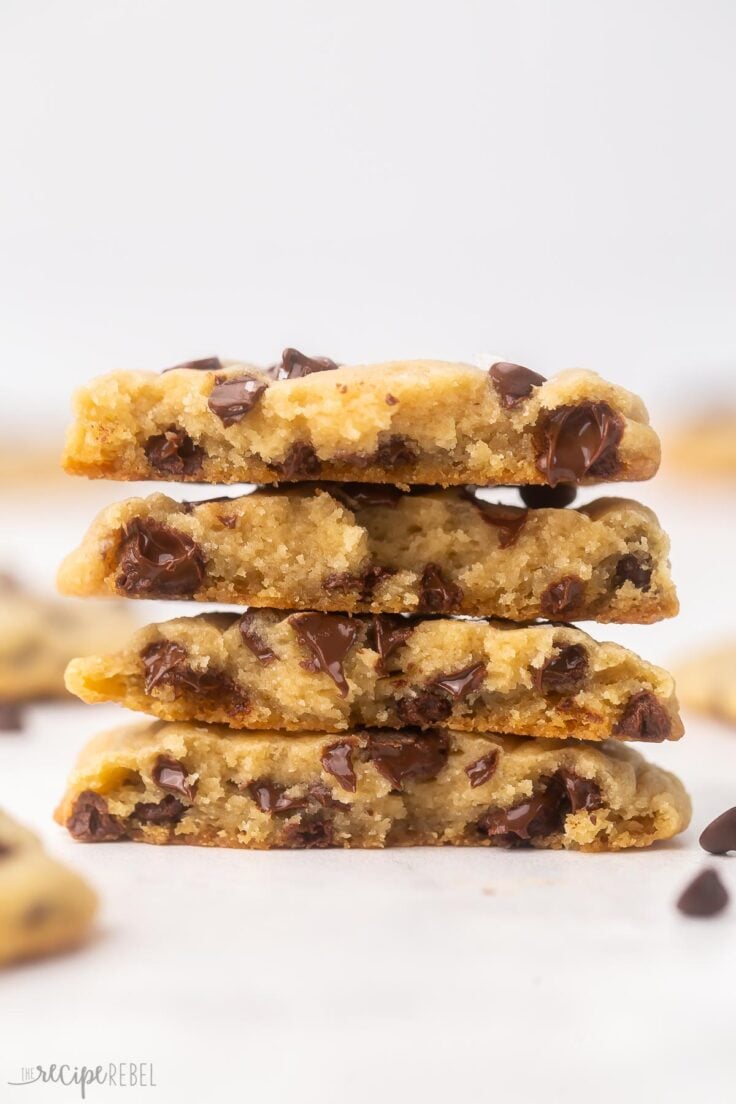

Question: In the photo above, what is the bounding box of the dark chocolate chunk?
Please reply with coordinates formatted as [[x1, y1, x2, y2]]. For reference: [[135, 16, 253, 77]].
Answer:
[[540, 575, 585, 618], [373, 434, 418, 468], [238, 612, 278, 665], [282, 815, 334, 848], [321, 740, 357, 792], [366, 614, 415, 674], [676, 869, 729, 918], [117, 519, 205, 598], [289, 612, 358, 697], [152, 755, 196, 801], [143, 425, 204, 477], [536, 402, 623, 485], [322, 565, 395, 603], [465, 750, 500, 788], [519, 484, 577, 509], [534, 644, 589, 695], [363, 728, 450, 788], [489, 362, 547, 408], [268, 348, 340, 380], [163, 356, 222, 374], [418, 563, 463, 613], [327, 483, 404, 510], [248, 780, 305, 815], [396, 690, 452, 727], [699, 807, 736, 855], [140, 640, 237, 704], [0, 703, 24, 731], [141, 640, 188, 691], [463, 494, 528, 548], [385, 393, 398, 405], [430, 662, 486, 700], [208, 375, 268, 426], [478, 775, 568, 845], [614, 553, 653, 592], [306, 780, 348, 810], [558, 769, 603, 814], [133, 794, 187, 824], [67, 791, 126, 842], [272, 442, 321, 480], [613, 691, 671, 742]]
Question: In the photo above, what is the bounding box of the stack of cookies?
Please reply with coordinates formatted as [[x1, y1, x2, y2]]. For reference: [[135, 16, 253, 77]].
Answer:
[[55, 353, 691, 851]]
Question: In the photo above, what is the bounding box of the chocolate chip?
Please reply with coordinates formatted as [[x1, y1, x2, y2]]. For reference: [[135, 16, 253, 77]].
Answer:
[[430, 662, 486, 700], [208, 374, 268, 426], [490, 362, 547, 408], [613, 691, 671, 742], [180, 495, 235, 513], [676, 869, 729, 918], [385, 393, 398, 405], [219, 515, 237, 529], [117, 519, 205, 598], [418, 564, 463, 613], [67, 791, 126, 842], [465, 750, 500, 788], [327, 483, 404, 510], [282, 815, 334, 848], [248, 780, 305, 815], [133, 794, 187, 824], [163, 356, 222, 373], [272, 442, 321, 480], [373, 434, 417, 468], [699, 807, 736, 855], [322, 566, 395, 603], [366, 614, 415, 673], [143, 425, 204, 476], [0, 841, 15, 859], [0, 703, 24, 731], [540, 576, 585, 619], [238, 612, 277, 665], [463, 494, 528, 548], [288, 613, 358, 696], [534, 644, 589, 695], [268, 348, 340, 380], [152, 755, 196, 801], [140, 640, 239, 706], [305, 780, 348, 810], [478, 775, 568, 845], [519, 484, 577, 509], [363, 728, 450, 788], [396, 690, 452, 727], [536, 402, 623, 485], [321, 741, 357, 792], [141, 640, 188, 691], [558, 769, 603, 814], [614, 553, 653, 592]]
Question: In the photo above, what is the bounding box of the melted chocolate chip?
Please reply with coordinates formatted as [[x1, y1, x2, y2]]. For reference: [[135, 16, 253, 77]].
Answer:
[[282, 815, 334, 849], [540, 576, 585, 618], [463, 494, 528, 548], [478, 775, 569, 845], [418, 564, 463, 613], [163, 356, 222, 374], [613, 691, 671, 742], [614, 553, 653, 592], [144, 425, 204, 476], [268, 348, 340, 380], [305, 780, 348, 810], [465, 750, 500, 788], [396, 691, 452, 727], [536, 402, 623, 485], [327, 483, 404, 510], [152, 755, 196, 801], [321, 741, 357, 792], [534, 644, 589, 696], [363, 728, 450, 788], [699, 807, 736, 855], [133, 794, 187, 824], [117, 519, 205, 598], [141, 640, 188, 691], [559, 769, 603, 814], [0, 703, 24, 731], [67, 791, 126, 842], [208, 374, 268, 426], [248, 780, 305, 815], [373, 435, 417, 468], [238, 612, 277, 665], [519, 484, 577, 509], [322, 566, 395, 603], [140, 640, 238, 705], [430, 662, 486, 700], [490, 361, 547, 408], [676, 869, 729, 918], [272, 442, 321, 480], [366, 614, 415, 673], [288, 613, 358, 697]]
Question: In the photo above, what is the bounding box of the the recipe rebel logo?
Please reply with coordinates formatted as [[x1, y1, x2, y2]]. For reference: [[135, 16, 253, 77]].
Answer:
[[7, 1063, 156, 1098]]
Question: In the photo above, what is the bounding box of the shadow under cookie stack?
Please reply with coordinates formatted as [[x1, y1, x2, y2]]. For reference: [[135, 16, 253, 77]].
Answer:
[[55, 352, 691, 852]]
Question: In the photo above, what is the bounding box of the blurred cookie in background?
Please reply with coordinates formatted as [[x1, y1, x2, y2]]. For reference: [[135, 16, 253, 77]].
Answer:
[[667, 408, 736, 478], [0, 572, 136, 730], [0, 808, 98, 966], [676, 642, 736, 727]]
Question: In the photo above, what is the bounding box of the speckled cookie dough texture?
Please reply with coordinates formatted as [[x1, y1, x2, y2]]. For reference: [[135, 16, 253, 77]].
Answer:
[[55, 721, 691, 852], [61, 356, 661, 488], [64, 610, 684, 743], [0, 810, 97, 966]]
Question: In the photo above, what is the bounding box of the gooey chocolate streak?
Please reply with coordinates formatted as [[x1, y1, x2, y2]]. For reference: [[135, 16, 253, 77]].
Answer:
[[536, 402, 623, 486], [288, 612, 358, 697], [478, 769, 603, 845], [117, 519, 204, 598]]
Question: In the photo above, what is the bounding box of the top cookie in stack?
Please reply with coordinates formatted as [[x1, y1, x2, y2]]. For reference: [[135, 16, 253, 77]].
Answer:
[[56, 352, 690, 854]]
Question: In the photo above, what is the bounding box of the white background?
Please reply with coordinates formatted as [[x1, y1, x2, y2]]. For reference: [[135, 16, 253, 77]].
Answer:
[[2, 2, 736, 1103]]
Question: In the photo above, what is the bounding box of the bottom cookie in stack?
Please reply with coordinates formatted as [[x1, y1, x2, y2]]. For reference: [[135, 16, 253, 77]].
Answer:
[[56, 722, 690, 852]]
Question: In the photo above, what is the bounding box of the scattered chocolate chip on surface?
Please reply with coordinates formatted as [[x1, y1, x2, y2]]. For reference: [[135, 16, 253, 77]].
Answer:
[[536, 402, 623, 485], [321, 741, 357, 792], [699, 807, 736, 855], [208, 375, 269, 426], [613, 690, 671, 742], [117, 519, 204, 598], [152, 755, 196, 801], [363, 728, 450, 788], [289, 612, 358, 696], [489, 362, 547, 408], [238, 611, 278, 665], [534, 644, 589, 695], [540, 576, 585, 618], [268, 348, 340, 380], [465, 750, 500, 788], [67, 791, 126, 842], [518, 484, 577, 509], [676, 869, 729, 918]]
